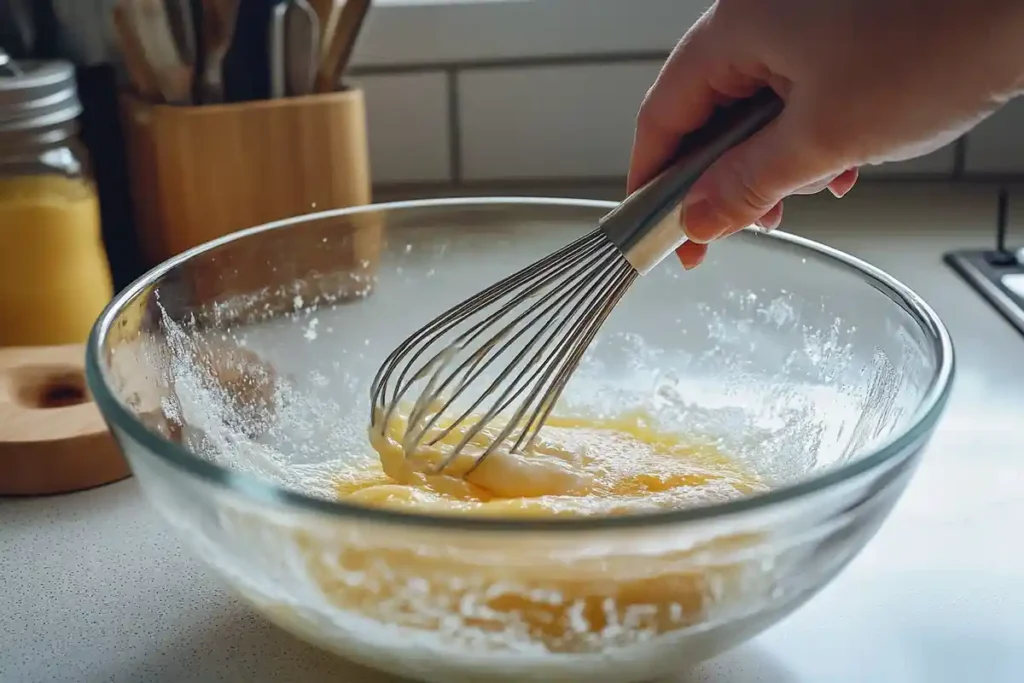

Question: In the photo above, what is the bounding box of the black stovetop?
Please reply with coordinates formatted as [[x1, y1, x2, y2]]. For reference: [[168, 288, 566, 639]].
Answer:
[[945, 188, 1024, 337]]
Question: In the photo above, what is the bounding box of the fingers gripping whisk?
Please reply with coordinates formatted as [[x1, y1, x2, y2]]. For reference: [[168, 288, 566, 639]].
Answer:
[[369, 229, 637, 475]]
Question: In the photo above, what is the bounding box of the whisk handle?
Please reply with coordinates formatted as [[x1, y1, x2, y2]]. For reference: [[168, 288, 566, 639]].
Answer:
[[600, 87, 784, 275]]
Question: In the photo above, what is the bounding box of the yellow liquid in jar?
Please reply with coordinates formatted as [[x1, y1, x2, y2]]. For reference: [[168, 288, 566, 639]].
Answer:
[[279, 412, 769, 652], [0, 175, 114, 346]]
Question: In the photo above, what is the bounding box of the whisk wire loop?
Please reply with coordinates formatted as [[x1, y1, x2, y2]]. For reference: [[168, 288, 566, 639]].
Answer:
[[418, 235, 620, 442], [440, 247, 635, 472], [369, 229, 606, 422], [370, 228, 636, 473]]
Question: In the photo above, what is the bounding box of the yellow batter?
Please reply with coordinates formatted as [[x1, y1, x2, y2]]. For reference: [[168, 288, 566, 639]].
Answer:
[[341, 408, 766, 517], [270, 409, 770, 653]]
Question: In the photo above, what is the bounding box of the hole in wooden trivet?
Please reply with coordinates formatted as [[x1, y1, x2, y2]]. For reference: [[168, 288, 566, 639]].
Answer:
[[12, 366, 89, 409], [39, 379, 87, 408]]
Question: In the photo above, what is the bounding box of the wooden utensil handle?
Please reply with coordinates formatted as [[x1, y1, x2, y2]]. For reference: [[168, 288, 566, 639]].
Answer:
[[315, 0, 370, 93], [308, 0, 342, 55], [113, 5, 161, 100]]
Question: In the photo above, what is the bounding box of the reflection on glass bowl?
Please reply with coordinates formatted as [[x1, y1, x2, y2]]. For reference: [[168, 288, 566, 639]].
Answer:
[[86, 198, 953, 683]]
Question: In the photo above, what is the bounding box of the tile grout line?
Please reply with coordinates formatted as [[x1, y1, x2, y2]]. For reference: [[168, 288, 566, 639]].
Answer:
[[351, 51, 672, 77], [953, 136, 968, 179], [446, 68, 463, 185]]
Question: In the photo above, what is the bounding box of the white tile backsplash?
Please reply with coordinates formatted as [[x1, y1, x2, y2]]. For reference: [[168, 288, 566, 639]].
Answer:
[[352, 0, 696, 67], [458, 61, 663, 181], [965, 97, 1024, 174], [358, 72, 452, 184], [355, 59, 1021, 187], [347, 1, 1020, 183]]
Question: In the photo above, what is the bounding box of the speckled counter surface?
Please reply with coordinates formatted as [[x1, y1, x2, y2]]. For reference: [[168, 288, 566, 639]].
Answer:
[[3, 183, 1024, 683]]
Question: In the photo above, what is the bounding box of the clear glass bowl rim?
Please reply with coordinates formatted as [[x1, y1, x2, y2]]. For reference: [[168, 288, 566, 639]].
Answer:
[[85, 197, 956, 533]]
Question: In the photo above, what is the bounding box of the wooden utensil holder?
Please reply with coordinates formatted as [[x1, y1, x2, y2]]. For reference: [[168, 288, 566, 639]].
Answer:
[[121, 90, 380, 321]]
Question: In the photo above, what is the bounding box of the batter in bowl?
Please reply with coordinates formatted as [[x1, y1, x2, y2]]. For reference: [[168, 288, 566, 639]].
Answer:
[[344, 408, 767, 517], [277, 410, 772, 655]]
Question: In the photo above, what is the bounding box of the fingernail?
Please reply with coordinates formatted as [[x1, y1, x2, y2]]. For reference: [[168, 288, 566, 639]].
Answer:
[[756, 212, 782, 231], [680, 253, 702, 270], [683, 200, 731, 244], [829, 183, 853, 199], [682, 250, 706, 270]]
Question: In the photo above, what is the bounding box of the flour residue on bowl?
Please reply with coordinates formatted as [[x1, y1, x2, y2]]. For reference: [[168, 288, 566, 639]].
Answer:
[[142, 271, 926, 511], [149, 286, 902, 500]]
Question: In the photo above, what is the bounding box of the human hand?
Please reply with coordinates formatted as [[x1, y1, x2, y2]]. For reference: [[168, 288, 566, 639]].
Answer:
[[630, 0, 1024, 268]]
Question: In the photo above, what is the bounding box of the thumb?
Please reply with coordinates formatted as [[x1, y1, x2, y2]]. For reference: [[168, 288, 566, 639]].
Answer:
[[682, 111, 837, 243]]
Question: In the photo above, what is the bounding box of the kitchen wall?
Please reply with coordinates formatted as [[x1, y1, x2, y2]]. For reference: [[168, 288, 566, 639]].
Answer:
[[354, 0, 1023, 189]]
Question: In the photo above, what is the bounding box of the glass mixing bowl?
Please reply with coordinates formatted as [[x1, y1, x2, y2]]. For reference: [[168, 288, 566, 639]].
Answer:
[[86, 198, 953, 683]]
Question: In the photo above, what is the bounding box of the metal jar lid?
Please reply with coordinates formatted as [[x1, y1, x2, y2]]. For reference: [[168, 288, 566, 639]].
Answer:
[[0, 58, 82, 135]]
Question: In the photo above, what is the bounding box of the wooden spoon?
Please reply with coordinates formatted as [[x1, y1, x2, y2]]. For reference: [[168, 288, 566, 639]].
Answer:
[[200, 0, 239, 102], [112, 4, 162, 100], [308, 0, 342, 56], [124, 0, 194, 104], [315, 0, 370, 93]]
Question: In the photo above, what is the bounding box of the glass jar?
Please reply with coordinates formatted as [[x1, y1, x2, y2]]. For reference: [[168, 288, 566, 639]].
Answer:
[[0, 58, 114, 346]]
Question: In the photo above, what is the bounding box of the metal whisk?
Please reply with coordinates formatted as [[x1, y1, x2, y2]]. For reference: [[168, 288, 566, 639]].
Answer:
[[370, 88, 784, 476]]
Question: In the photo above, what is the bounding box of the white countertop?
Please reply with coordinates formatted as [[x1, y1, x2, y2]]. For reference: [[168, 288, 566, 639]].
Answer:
[[3, 183, 1024, 683]]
